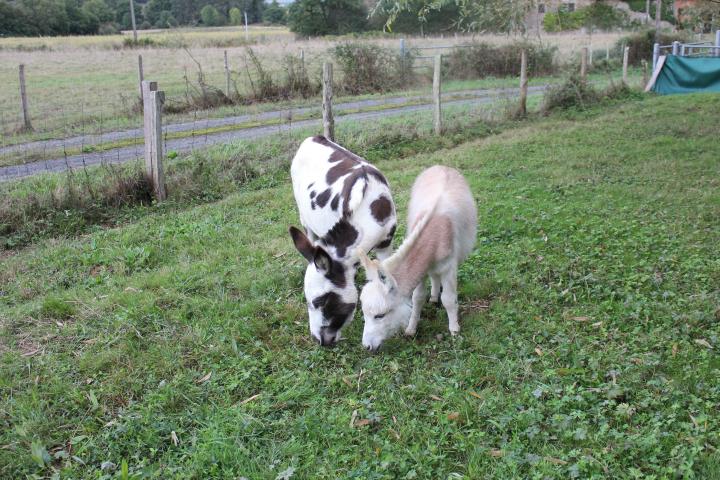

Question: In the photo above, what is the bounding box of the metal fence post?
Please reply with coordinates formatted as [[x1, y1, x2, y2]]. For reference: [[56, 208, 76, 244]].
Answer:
[[400, 38, 405, 58], [716, 30, 720, 57], [518, 50, 528, 117], [652, 43, 660, 70], [680, 44, 686, 56], [580, 47, 588, 80], [672, 41, 679, 55], [18, 64, 32, 132], [142, 80, 166, 201], [322, 62, 334, 141], [433, 55, 442, 135], [622, 46, 630, 84]]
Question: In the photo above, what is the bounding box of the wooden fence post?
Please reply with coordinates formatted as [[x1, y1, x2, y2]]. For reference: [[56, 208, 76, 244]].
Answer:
[[224, 50, 231, 97], [322, 62, 334, 141], [433, 54, 442, 135], [654, 0, 662, 41], [18, 64, 32, 132], [622, 46, 630, 84], [142, 80, 166, 201], [641, 60, 648, 87], [518, 49, 528, 117], [137, 54, 144, 101], [606, 46, 610, 61], [299, 49, 305, 75], [580, 47, 588, 80]]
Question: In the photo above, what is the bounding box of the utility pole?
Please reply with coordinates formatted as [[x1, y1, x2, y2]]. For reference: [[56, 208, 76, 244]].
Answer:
[[129, 0, 138, 42]]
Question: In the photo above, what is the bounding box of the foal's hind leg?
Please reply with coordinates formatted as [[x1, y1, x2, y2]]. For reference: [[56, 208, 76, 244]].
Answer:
[[440, 266, 460, 335], [429, 273, 442, 303]]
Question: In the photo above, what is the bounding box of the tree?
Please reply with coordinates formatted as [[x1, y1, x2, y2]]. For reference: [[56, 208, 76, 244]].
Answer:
[[288, 0, 367, 36], [229, 6, 243, 25], [157, 10, 178, 27], [262, 0, 286, 24], [82, 0, 115, 23], [143, 0, 172, 26], [371, 0, 534, 34], [200, 4, 225, 25]]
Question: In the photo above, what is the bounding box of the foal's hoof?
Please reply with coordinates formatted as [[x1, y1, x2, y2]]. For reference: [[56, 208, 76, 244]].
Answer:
[[404, 328, 417, 337], [429, 296, 439, 303]]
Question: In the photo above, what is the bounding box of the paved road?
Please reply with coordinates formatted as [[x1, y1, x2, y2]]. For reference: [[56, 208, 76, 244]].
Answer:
[[0, 85, 546, 182]]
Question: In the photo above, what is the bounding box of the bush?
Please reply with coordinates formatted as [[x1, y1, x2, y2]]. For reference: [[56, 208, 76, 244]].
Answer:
[[445, 42, 557, 80], [122, 37, 156, 48], [541, 75, 600, 113], [616, 30, 687, 66], [332, 42, 413, 95]]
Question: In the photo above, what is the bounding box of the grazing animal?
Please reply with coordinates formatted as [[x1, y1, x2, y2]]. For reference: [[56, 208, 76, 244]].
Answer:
[[289, 136, 397, 346], [357, 165, 477, 352]]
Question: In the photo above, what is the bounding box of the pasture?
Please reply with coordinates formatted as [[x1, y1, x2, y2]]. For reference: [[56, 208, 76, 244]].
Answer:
[[0, 27, 627, 145], [1, 92, 719, 478]]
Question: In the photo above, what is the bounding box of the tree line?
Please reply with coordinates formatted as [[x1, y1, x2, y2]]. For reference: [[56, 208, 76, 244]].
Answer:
[[0, 0, 287, 36]]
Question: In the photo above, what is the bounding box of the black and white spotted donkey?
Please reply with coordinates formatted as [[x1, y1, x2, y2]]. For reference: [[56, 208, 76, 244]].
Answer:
[[289, 136, 397, 346]]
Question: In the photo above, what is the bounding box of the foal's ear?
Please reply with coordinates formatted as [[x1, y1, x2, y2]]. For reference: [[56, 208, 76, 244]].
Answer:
[[289, 226, 315, 263], [356, 249, 380, 280]]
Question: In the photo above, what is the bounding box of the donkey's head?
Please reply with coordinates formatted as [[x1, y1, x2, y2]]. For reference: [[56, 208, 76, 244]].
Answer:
[[289, 226, 357, 347]]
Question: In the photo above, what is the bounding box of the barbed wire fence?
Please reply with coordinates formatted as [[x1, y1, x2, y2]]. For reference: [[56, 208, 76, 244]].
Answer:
[[1, 33, 646, 182]]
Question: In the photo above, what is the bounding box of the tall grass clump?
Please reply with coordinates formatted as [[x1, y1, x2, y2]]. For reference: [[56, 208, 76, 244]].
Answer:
[[0, 166, 153, 249], [332, 42, 415, 95], [445, 42, 557, 79], [541, 74, 600, 113], [542, 76, 644, 114]]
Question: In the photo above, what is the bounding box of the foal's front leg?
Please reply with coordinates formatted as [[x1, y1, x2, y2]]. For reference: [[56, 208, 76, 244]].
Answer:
[[405, 280, 426, 336]]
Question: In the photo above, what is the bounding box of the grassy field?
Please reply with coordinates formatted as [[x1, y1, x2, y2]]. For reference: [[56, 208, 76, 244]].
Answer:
[[0, 27, 627, 143], [1, 92, 719, 478]]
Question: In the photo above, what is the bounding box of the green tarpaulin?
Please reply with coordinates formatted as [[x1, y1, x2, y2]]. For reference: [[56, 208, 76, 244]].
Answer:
[[651, 55, 720, 95]]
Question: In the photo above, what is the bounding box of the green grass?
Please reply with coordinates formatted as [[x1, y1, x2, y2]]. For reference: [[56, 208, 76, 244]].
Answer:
[[1, 93, 719, 478]]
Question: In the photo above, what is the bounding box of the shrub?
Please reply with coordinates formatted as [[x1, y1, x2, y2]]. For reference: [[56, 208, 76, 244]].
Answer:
[[332, 42, 414, 95], [122, 37, 155, 48], [541, 74, 600, 113], [616, 29, 687, 66], [445, 42, 556, 80]]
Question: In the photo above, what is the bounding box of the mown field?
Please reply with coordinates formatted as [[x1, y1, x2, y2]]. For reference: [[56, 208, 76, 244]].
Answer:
[[1, 92, 719, 478]]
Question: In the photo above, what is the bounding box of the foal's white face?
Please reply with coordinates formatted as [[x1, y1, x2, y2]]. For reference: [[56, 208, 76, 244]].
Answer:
[[357, 253, 412, 352]]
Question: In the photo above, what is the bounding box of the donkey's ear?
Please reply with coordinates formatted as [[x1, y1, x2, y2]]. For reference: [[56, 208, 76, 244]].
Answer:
[[313, 247, 332, 273], [289, 226, 314, 263], [356, 249, 380, 280]]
